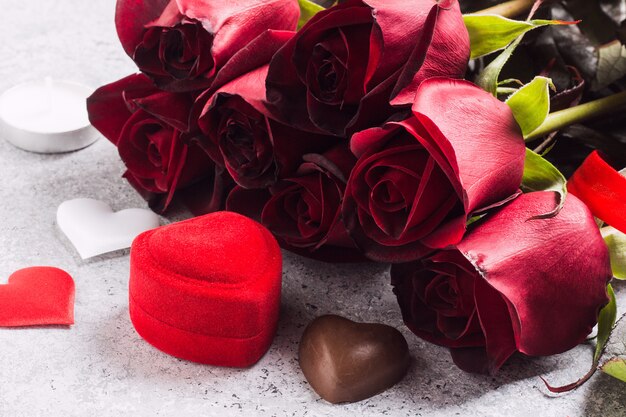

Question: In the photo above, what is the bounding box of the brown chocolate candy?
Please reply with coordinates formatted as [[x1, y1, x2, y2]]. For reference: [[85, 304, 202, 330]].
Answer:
[[299, 314, 410, 404]]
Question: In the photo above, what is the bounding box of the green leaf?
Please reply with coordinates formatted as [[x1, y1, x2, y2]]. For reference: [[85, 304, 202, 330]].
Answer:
[[476, 36, 523, 96], [466, 214, 486, 226], [595, 40, 626, 90], [474, 16, 578, 95], [298, 0, 325, 29], [595, 284, 617, 362], [602, 226, 626, 279], [464, 15, 575, 60], [506, 76, 555, 137], [464, 15, 534, 59], [601, 358, 626, 382], [521, 148, 567, 218]]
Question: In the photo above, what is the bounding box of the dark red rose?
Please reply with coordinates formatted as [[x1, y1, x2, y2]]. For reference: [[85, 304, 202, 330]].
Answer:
[[391, 192, 612, 374], [87, 73, 214, 212], [341, 78, 526, 263], [196, 32, 339, 189], [266, 0, 469, 136], [226, 146, 364, 262], [115, 0, 299, 92], [264, 147, 363, 261]]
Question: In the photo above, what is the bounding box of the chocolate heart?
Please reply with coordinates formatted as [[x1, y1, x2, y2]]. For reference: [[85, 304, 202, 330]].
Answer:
[[299, 314, 410, 404], [57, 198, 160, 259], [0, 267, 75, 327]]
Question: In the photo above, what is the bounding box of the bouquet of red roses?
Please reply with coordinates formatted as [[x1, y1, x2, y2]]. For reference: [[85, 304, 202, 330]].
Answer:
[[88, 0, 626, 377]]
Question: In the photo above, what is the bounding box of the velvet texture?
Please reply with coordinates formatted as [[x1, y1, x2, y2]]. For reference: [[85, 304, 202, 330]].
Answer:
[[391, 192, 611, 374], [0, 267, 75, 327], [342, 78, 526, 263], [265, 0, 470, 136], [116, 0, 300, 92], [129, 211, 282, 367], [568, 150, 626, 234]]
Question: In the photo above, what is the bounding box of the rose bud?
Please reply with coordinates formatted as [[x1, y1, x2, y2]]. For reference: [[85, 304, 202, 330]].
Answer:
[[391, 192, 612, 374], [260, 146, 365, 262], [197, 44, 338, 189], [266, 0, 469, 136], [342, 78, 526, 263], [115, 0, 299, 92], [87, 73, 214, 212]]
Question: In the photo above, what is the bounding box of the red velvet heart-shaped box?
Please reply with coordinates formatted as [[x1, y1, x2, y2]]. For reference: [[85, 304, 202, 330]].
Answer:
[[129, 211, 282, 367]]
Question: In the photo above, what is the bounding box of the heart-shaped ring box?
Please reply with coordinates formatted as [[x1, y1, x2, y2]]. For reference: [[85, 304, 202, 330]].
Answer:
[[129, 211, 282, 367]]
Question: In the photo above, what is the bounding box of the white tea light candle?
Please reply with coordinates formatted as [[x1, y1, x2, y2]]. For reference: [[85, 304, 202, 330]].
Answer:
[[0, 78, 98, 153]]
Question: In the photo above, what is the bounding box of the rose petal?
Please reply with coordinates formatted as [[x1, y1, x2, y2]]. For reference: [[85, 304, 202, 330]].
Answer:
[[176, 0, 299, 70], [306, 91, 359, 135], [115, 0, 170, 56], [449, 347, 492, 375], [211, 30, 295, 94], [134, 91, 194, 131], [457, 192, 611, 356], [198, 65, 339, 189], [118, 112, 172, 178], [473, 277, 516, 373], [391, 259, 486, 348], [345, 71, 402, 136], [86, 74, 157, 145], [361, 0, 463, 88], [389, 1, 469, 105], [388, 1, 439, 103], [411, 78, 526, 215], [350, 125, 394, 158]]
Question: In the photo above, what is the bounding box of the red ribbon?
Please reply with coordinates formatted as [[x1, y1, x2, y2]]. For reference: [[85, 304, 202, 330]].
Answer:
[[568, 150, 626, 233]]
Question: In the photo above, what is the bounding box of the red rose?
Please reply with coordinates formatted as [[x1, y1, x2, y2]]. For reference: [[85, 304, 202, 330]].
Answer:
[[87, 73, 214, 212], [391, 192, 612, 374], [115, 0, 299, 92], [266, 0, 469, 136], [265, 146, 365, 261], [342, 78, 526, 263], [226, 146, 364, 262], [196, 31, 338, 189], [198, 69, 339, 189]]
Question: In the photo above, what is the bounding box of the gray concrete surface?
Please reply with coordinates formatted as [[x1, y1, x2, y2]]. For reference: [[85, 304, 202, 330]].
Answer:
[[0, 1, 625, 416]]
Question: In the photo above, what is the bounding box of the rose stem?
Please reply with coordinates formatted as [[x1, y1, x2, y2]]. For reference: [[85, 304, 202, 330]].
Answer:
[[525, 90, 626, 142], [473, 0, 536, 18]]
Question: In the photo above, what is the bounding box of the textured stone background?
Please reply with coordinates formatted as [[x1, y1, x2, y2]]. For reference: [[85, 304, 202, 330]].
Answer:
[[0, 1, 625, 416]]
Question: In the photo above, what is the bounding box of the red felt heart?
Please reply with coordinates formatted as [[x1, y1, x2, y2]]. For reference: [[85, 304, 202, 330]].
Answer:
[[129, 211, 282, 367], [0, 267, 75, 327]]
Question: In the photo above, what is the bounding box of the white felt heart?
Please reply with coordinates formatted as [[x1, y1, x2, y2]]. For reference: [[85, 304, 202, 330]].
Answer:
[[57, 198, 160, 259]]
